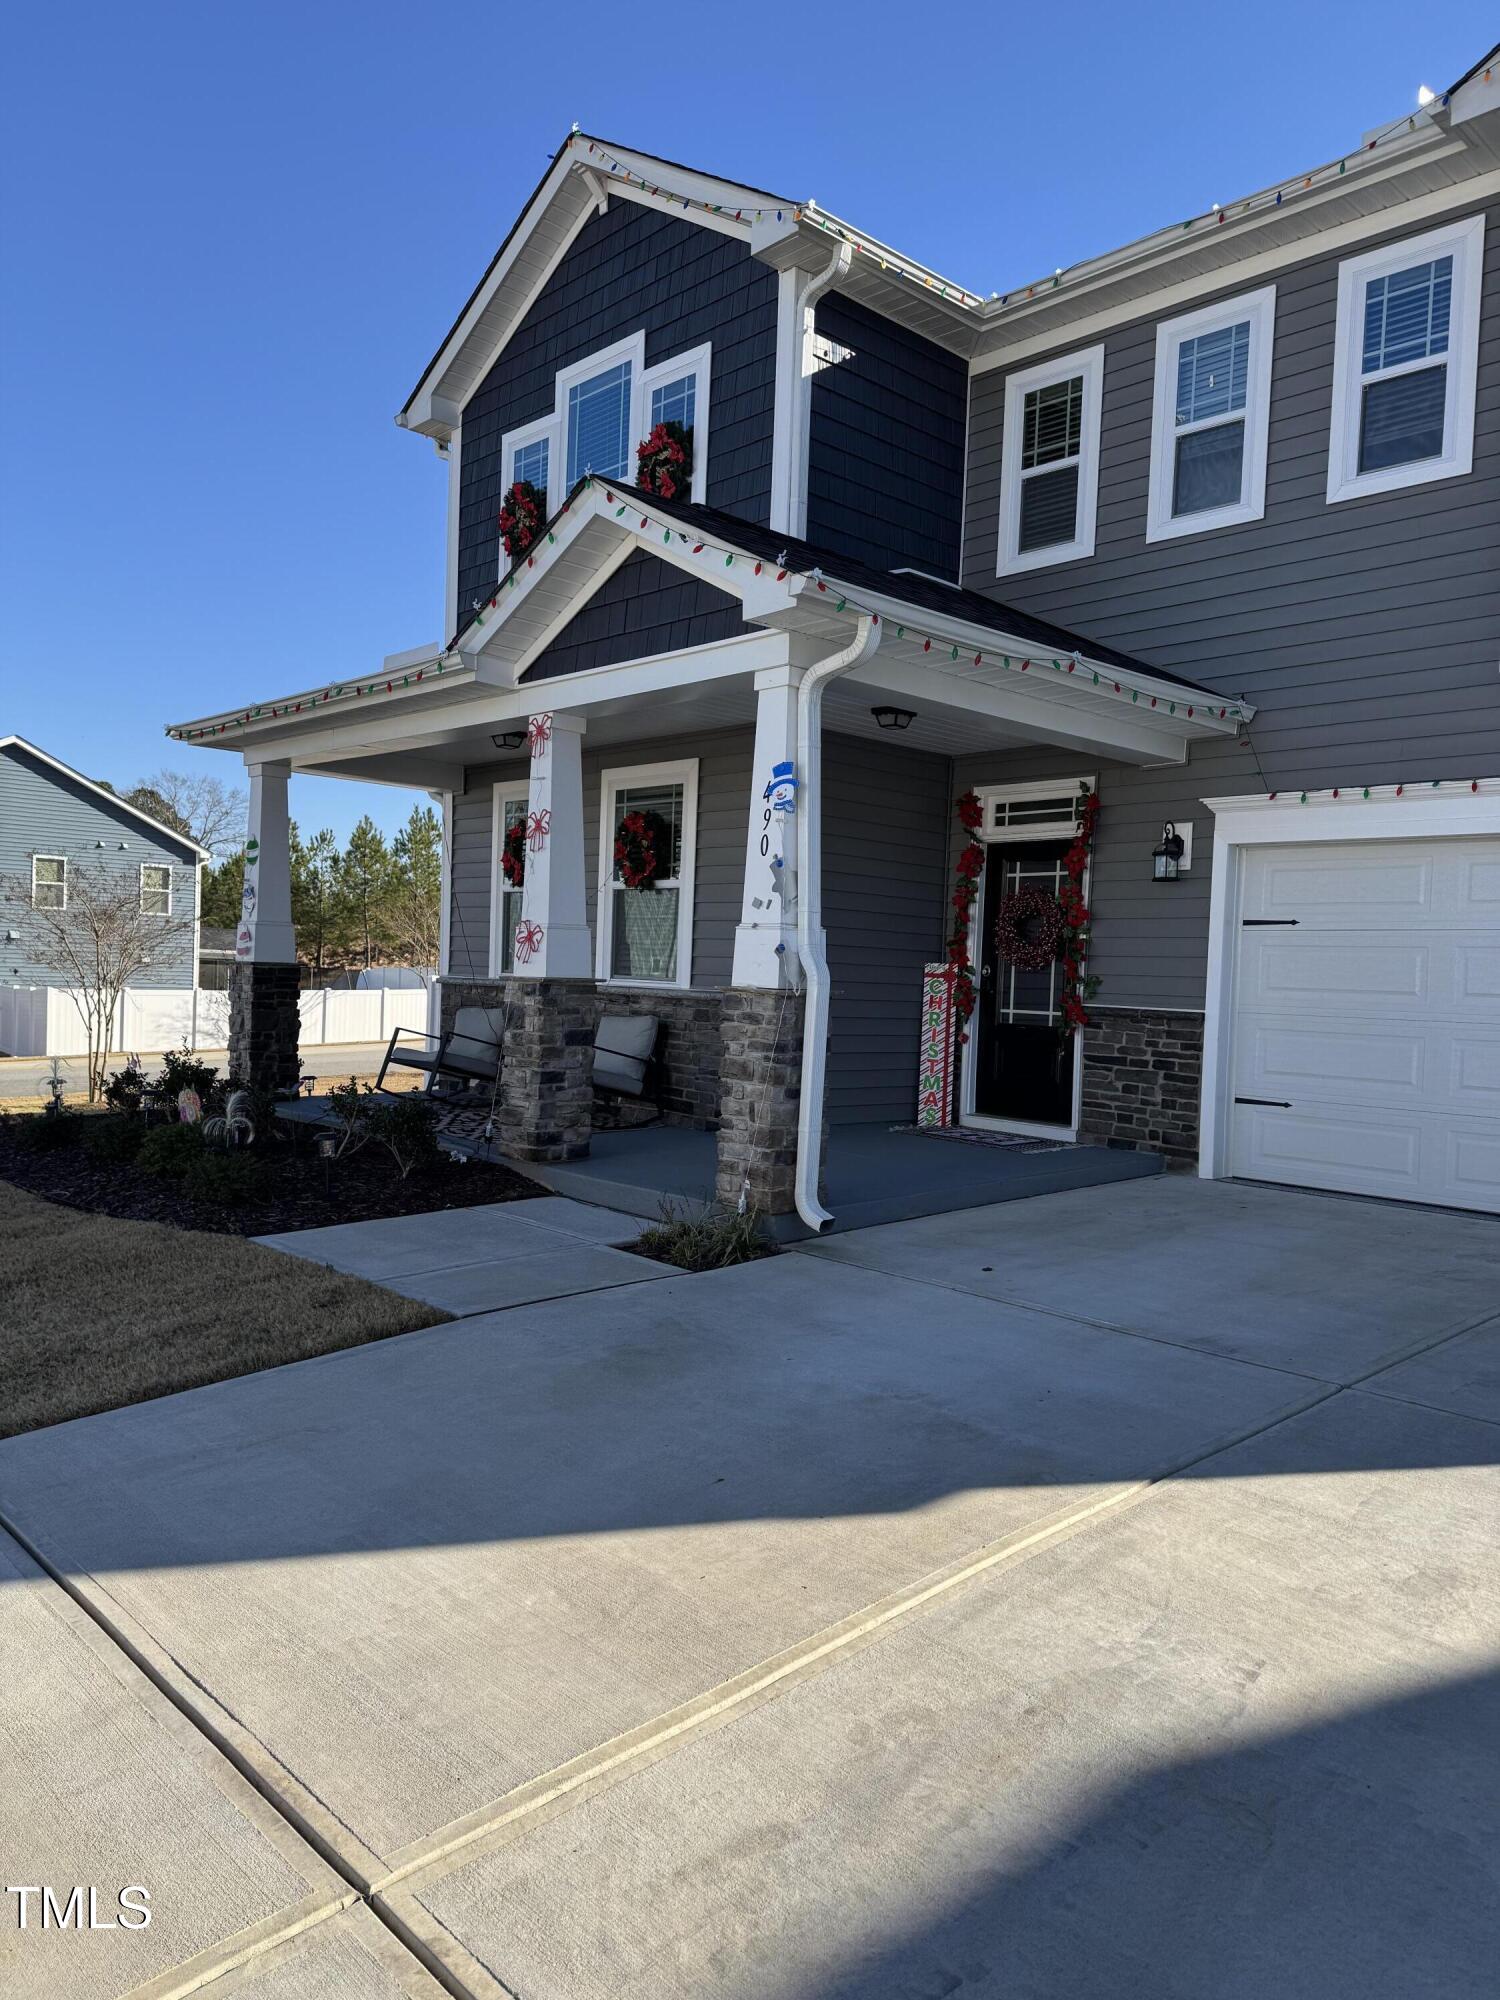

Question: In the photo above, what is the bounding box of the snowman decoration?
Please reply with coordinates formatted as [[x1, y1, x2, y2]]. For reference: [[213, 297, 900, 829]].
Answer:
[[764, 761, 798, 816]]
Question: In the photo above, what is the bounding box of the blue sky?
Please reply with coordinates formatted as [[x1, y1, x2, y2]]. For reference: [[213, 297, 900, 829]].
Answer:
[[1, 3, 1492, 844]]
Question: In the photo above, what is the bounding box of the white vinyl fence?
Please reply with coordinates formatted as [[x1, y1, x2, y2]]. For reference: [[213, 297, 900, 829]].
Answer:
[[0, 984, 429, 1059]]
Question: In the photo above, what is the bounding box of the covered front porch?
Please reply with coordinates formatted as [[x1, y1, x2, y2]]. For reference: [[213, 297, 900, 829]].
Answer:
[[169, 478, 1244, 1231]]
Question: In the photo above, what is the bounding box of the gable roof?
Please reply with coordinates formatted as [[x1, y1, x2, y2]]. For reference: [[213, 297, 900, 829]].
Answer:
[[0, 736, 209, 860]]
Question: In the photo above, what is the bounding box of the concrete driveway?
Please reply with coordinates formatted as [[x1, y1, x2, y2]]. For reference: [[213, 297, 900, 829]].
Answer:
[[1, 1177, 1496, 1997]]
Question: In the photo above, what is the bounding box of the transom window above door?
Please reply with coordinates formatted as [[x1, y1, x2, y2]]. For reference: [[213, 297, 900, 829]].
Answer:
[[997, 345, 1104, 577], [1146, 286, 1275, 542], [497, 334, 712, 537], [1327, 214, 1484, 505]]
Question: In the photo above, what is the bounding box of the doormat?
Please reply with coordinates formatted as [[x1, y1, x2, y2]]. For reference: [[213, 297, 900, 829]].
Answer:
[[890, 1124, 1068, 1154]]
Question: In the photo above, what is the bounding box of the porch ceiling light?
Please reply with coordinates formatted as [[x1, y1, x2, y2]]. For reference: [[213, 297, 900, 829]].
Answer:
[[1152, 822, 1186, 882], [871, 706, 917, 731], [491, 730, 527, 750]]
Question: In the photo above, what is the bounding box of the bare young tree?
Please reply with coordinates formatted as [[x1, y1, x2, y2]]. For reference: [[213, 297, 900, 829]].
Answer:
[[3, 859, 197, 1101], [125, 768, 247, 856]]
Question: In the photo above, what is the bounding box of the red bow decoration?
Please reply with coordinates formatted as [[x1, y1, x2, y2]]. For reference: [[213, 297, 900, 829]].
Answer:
[[513, 918, 544, 965], [527, 713, 553, 759], [526, 808, 551, 853]]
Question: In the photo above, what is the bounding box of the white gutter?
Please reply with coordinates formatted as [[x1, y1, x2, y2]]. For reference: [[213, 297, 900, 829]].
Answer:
[[793, 612, 881, 1232]]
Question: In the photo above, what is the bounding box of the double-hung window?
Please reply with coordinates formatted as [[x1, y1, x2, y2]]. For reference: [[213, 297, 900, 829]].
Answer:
[[596, 760, 698, 988], [140, 864, 172, 916], [32, 855, 66, 910], [1327, 216, 1485, 504], [1146, 286, 1275, 541], [489, 783, 530, 976], [996, 345, 1104, 576], [638, 341, 710, 502]]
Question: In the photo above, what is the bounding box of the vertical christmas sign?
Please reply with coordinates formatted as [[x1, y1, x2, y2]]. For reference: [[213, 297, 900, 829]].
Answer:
[[916, 964, 958, 1127]]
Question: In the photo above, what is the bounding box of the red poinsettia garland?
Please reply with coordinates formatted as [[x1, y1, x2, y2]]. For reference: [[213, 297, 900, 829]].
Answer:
[[1057, 782, 1101, 1032], [498, 479, 545, 561], [944, 790, 985, 1039], [500, 816, 527, 888], [636, 420, 693, 502]]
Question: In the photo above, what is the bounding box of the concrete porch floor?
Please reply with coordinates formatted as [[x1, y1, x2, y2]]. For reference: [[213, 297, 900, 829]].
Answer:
[[467, 1119, 1162, 1235]]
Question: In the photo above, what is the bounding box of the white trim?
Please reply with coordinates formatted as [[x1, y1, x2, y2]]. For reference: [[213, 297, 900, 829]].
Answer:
[[1325, 213, 1485, 505], [498, 410, 560, 516], [0, 736, 209, 858], [958, 777, 1094, 1137], [1197, 778, 1500, 1183], [139, 861, 173, 916], [594, 757, 699, 989], [32, 853, 67, 911], [639, 340, 711, 504], [995, 345, 1105, 577], [555, 331, 646, 487], [488, 780, 530, 977], [444, 424, 462, 640], [1145, 285, 1275, 542], [769, 267, 800, 533]]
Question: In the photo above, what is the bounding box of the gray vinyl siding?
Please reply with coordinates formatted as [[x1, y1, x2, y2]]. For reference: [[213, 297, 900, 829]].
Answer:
[[446, 728, 950, 1124], [457, 199, 777, 662], [0, 744, 199, 989], [959, 195, 1500, 1014]]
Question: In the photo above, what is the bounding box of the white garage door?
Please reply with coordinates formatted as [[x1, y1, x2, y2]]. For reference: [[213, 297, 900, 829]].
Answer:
[[1228, 837, 1500, 1212]]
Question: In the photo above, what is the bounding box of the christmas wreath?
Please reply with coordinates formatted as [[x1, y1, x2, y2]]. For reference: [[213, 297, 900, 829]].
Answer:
[[636, 420, 693, 502], [500, 815, 527, 888], [614, 809, 671, 890], [994, 886, 1065, 972], [498, 479, 545, 561]]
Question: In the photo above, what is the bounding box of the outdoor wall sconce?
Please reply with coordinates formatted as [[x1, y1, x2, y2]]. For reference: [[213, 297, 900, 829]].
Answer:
[[871, 706, 917, 731], [1152, 822, 1187, 881], [491, 730, 527, 751]]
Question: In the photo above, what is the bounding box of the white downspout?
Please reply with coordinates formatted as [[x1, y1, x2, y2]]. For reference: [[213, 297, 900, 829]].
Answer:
[[794, 612, 881, 1232], [786, 242, 851, 538]]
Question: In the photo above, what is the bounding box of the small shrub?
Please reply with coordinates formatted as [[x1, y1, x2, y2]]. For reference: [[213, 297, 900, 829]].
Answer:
[[182, 1149, 271, 1207], [103, 1057, 148, 1115], [137, 1121, 206, 1179], [631, 1205, 775, 1273], [364, 1094, 441, 1179], [85, 1115, 145, 1164], [149, 1048, 220, 1111], [14, 1111, 86, 1153]]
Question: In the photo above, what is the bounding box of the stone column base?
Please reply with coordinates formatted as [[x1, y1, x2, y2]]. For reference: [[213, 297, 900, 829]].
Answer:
[[1080, 1007, 1204, 1167], [498, 978, 597, 1162], [715, 987, 810, 1217], [228, 962, 302, 1097]]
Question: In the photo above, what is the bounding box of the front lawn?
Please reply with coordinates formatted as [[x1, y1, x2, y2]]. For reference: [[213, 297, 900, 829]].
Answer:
[[0, 1180, 452, 1438]]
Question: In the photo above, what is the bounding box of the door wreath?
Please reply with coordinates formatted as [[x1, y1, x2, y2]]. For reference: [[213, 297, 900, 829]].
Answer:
[[614, 809, 671, 890], [993, 885, 1065, 971]]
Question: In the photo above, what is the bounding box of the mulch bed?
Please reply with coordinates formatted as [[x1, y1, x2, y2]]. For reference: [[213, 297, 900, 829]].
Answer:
[[0, 1125, 542, 1238]]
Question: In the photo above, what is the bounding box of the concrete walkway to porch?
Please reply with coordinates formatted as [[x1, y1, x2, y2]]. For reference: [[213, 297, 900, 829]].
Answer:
[[521, 1120, 1162, 1234]]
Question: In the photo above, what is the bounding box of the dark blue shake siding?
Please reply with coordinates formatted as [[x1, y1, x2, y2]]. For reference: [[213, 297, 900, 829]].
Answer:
[[807, 293, 967, 581], [458, 200, 778, 672]]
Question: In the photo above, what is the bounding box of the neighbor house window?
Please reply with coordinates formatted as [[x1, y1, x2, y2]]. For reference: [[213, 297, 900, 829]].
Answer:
[[489, 784, 529, 977], [32, 855, 66, 910], [1146, 286, 1275, 542], [596, 760, 698, 987], [996, 345, 1104, 576], [1327, 215, 1485, 504], [497, 335, 712, 570], [140, 864, 172, 915]]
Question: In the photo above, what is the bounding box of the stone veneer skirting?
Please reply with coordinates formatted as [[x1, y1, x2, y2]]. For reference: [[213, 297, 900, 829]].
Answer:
[[440, 979, 724, 1128], [714, 986, 810, 1216], [1079, 1007, 1204, 1167], [228, 961, 301, 1097]]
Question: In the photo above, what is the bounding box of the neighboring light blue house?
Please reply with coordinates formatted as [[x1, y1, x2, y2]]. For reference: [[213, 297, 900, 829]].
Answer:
[[0, 736, 205, 990]]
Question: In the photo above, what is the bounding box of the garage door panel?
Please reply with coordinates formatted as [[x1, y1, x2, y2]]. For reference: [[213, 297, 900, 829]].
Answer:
[[1229, 837, 1500, 1214]]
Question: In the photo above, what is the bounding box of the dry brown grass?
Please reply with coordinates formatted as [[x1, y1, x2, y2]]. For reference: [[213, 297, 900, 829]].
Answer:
[[0, 1180, 450, 1438]]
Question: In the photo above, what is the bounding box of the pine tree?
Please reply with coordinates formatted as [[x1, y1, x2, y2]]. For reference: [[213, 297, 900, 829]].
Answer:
[[389, 805, 443, 967], [338, 816, 394, 970]]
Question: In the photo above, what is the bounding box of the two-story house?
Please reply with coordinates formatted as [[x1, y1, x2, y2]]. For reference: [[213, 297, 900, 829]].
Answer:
[[169, 44, 1500, 1226]]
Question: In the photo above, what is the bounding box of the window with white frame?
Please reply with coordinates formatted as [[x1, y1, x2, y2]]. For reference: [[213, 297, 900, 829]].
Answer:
[[1327, 215, 1485, 504], [32, 855, 66, 910], [1146, 287, 1275, 541], [996, 345, 1104, 576], [489, 783, 529, 976], [596, 760, 698, 987], [140, 863, 172, 916], [497, 334, 711, 566]]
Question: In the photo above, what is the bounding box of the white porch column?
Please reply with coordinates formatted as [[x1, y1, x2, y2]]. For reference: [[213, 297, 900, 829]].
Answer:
[[237, 759, 295, 962], [515, 711, 591, 978], [732, 665, 803, 987], [429, 786, 453, 1037]]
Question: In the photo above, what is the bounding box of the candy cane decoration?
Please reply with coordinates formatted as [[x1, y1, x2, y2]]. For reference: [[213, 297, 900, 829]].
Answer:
[[526, 807, 551, 854], [527, 712, 553, 760], [513, 918, 544, 965]]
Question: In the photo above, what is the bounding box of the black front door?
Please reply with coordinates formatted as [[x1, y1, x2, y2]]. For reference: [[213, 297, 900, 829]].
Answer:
[[973, 840, 1076, 1126]]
